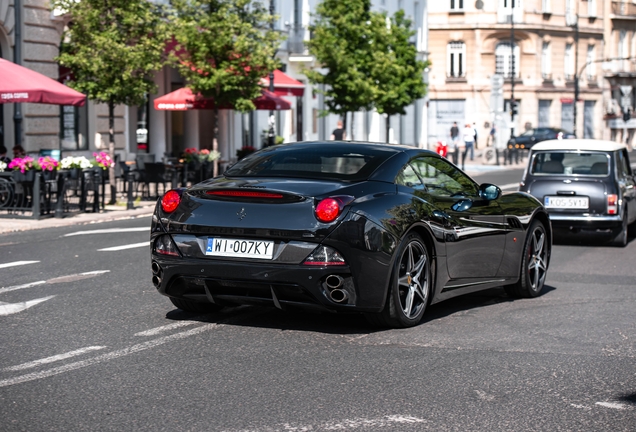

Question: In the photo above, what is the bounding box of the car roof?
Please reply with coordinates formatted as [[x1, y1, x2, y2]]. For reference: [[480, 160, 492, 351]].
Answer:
[[531, 139, 627, 152]]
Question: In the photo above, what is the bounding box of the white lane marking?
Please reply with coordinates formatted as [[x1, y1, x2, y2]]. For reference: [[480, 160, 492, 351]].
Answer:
[[0, 323, 219, 388], [0, 261, 40, 269], [0, 296, 56, 316], [135, 321, 199, 337], [64, 227, 150, 237], [221, 415, 428, 432], [4, 346, 107, 372], [595, 401, 629, 410], [0, 281, 46, 295], [97, 242, 149, 252], [499, 182, 520, 190], [0, 271, 110, 294]]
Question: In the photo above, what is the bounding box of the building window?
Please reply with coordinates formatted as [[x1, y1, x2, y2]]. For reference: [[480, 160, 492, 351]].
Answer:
[[565, 0, 575, 24], [619, 30, 627, 70], [564, 43, 574, 81], [588, 0, 596, 17], [584, 101, 595, 139], [542, 0, 551, 14], [561, 100, 574, 133], [495, 42, 519, 78], [538, 100, 551, 127], [541, 42, 552, 80], [447, 42, 466, 78], [586, 45, 596, 81], [498, 0, 523, 23], [450, 0, 463, 11]]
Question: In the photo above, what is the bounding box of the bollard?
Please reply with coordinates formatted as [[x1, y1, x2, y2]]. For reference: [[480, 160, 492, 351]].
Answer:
[[32, 173, 41, 220], [127, 172, 134, 210], [55, 172, 67, 218]]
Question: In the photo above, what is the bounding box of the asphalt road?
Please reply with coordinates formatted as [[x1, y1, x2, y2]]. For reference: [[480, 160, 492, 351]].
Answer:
[[0, 172, 634, 431]]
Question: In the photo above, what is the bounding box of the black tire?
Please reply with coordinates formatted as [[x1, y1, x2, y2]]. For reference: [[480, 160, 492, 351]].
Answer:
[[613, 213, 628, 247], [366, 233, 431, 328], [169, 297, 224, 313], [505, 220, 550, 298]]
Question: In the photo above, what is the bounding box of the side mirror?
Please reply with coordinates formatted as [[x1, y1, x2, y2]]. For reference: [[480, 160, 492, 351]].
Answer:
[[479, 183, 501, 200]]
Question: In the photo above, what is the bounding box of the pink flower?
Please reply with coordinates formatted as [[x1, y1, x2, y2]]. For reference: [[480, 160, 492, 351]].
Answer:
[[8, 156, 34, 173]]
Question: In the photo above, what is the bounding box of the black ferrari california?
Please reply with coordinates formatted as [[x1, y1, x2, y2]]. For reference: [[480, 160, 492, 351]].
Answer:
[[150, 142, 552, 328]]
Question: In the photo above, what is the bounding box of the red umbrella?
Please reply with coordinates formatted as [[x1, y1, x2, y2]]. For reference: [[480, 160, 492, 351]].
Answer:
[[0, 58, 86, 106], [153, 87, 291, 111]]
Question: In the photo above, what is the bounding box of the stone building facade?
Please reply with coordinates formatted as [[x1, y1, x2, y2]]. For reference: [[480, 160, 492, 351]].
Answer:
[[427, 0, 610, 148], [0, 0, 127, 158]]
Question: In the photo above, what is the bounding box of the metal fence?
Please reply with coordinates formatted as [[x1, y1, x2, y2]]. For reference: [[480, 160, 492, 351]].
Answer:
[[0, 169, 105, 220]]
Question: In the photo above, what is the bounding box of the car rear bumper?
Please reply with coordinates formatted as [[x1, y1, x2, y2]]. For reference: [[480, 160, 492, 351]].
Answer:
[[151, 255, 386, 313], [548, 213, 622, 230]]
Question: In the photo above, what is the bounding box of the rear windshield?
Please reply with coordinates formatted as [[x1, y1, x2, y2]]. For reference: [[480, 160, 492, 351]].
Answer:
[[224, 144, 397, 181], [530, 151, 610, 176]]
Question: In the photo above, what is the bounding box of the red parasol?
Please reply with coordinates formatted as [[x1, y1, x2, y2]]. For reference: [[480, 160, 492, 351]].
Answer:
[[260, 70, 305, 97], [154, 87, 291, 111], [0, 58, 86, 106]]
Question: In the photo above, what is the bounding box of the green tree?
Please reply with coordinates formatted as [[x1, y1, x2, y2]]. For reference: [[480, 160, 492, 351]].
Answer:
[[169, 0, 282, 173], [55, 0, 167, 203], [305, 0, 377, 139], [371, 10, 427, 143]]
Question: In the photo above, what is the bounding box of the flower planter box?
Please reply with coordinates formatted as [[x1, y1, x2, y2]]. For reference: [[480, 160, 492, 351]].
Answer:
[[12, 170, 35, 183]]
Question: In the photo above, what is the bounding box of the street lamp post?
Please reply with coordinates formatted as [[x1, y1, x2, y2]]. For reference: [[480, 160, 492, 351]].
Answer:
[[572, 15, 580, 136], [509, 1, 517, 164], [267, 0, 276, 147]]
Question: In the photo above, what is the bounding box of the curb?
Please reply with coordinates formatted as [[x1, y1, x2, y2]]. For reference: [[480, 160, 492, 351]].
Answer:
[[0, 202, 157, 234]]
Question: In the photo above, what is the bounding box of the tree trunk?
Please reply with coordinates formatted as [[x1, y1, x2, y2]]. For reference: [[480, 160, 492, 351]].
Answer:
[[385, 115, 391, 143], [108, 101, 116, 204], [351, 112, 355, 141], [342, 112, 348, 138], [213, 106, 219, 177]]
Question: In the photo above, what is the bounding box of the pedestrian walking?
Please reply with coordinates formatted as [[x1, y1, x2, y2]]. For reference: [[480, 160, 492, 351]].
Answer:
[[450, 122, 460, 165], [489, 124, 496, 147], [330, 120, 346, 141], [472, 122, 479, 149], [461, 123, 476, 170]]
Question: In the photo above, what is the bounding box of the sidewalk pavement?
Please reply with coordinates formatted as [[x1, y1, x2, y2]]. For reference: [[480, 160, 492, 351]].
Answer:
[[0, 149, 523, 235], [0, 199, 158, 235]]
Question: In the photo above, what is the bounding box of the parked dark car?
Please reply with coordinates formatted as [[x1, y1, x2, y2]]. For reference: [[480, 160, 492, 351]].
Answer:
[[151, 142, 552, 328], [508, 127, 575, 150], [519, 139, 636, 246]]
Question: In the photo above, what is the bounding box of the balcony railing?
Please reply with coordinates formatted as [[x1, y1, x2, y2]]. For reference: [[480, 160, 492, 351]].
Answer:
[[565, 74, 575, 81], [612, 1, 636, 16], [542, 72, 553, 81]]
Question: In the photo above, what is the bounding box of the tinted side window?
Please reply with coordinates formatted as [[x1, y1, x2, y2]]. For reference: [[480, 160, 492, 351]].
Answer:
[[396, 164, 425, 190], [410, 156, 479, 197]]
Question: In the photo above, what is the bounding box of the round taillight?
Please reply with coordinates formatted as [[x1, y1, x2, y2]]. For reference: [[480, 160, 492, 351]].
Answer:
[[315, 198, 340, 223], [161, 190, 181, 213]]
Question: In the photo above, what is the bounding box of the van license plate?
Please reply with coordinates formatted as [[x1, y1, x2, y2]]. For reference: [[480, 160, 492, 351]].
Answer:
[[544, 196, 589, 209]]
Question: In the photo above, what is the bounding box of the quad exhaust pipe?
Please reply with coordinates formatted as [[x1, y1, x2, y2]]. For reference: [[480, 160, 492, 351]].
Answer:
[[324, 275, 349, 303], [152, 261, 161, 275]]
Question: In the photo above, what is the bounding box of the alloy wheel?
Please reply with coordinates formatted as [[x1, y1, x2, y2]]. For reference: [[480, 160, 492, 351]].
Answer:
[[397, 240, 429, 319], [527, 226, 548, 292]]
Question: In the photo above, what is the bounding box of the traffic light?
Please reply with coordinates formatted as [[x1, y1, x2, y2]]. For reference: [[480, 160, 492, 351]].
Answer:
[[623, 108, 632, 122], [510, 101, 518, 117]]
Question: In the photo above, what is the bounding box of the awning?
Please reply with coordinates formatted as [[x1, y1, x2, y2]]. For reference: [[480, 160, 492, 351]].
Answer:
[[260, 70, 305, 97], [154, 87, 291, 111], [0, 58, 86, 106]]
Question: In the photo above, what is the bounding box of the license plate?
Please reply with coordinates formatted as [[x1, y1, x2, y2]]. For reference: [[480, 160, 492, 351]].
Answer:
[[205, 238, 274, 259], [544, 196, 589, 209]]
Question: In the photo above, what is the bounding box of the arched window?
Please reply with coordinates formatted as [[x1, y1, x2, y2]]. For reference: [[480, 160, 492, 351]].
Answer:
[[495, 42, 519, 78], [447, 42, 466, 78]]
